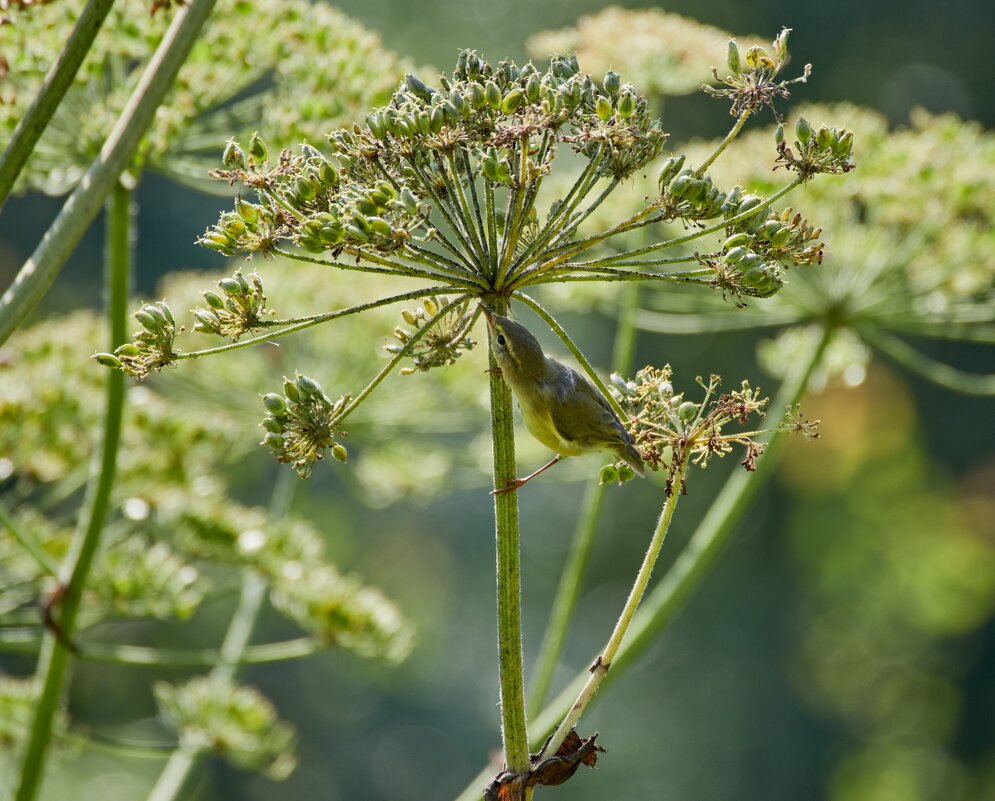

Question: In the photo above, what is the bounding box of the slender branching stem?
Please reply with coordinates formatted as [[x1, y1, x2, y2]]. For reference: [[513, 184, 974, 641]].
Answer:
[[496, 135, 531, 280], [696, 109, 752, 176], [519, 267, 711, 290], [487, 295, 530, 776], [0, 0, 116, 208], [175, 286, 458, 361], [0, 0, 218, 348], [511, 293, 627, 420], [336, 294, 470, 426], [406, 158, 480, 268], [14, 182, 132, 801], [271, 246, 479, 288], [443, 151, 488, 267], [484, 181, 499, 280], [539, 457, 688, 759], [405, 243, 481, 280], [461, 150, 488, 261]]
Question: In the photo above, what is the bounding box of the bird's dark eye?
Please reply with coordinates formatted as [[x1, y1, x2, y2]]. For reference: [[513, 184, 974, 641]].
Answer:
[[496, 334, 506, 346]]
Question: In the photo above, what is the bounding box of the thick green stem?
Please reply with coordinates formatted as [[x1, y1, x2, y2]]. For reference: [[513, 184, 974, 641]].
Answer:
[[14, 182, 132, 801], [0, 0, 218, 347], [528, 285, 642, 714], [145, 469, 296, 801], [487, 296, 530, 775], [0, 0, 117, 208]]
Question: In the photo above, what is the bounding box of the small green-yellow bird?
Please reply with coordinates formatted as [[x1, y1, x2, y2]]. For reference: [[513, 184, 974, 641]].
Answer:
[[482, 305, 644, 494]]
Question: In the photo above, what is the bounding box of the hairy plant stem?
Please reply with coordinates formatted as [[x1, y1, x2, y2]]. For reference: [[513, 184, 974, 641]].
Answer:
[[539, 457, 688, 759], [487, 295, 530, 776], [455, 325, 834, 801], [0, 0, 116, 208], [145, 468, 297, 801], [0, 0, 219, 347], [527, 283, 642, 714], [14, 182, 132, 801]]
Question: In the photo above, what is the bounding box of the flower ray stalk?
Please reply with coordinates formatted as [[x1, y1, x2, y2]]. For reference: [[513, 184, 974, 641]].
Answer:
[[14, 182, 132, 801]]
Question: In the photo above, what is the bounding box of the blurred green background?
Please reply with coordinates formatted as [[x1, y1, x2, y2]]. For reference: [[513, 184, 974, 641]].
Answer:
[[1, 1, 994, 800]]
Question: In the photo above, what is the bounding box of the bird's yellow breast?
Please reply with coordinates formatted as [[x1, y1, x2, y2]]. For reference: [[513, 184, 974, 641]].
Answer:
[[515, 381, 587, 457]]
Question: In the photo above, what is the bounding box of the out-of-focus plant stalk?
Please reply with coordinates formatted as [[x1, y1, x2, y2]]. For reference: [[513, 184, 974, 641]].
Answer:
[[146, 469, 296, 801], [0, 0, 117, 208], [0, 0, 218, 347], [14, 181, 132, 801]]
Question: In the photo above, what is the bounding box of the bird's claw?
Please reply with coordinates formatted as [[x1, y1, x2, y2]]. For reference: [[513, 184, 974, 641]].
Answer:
[[490, 478, 525, 496]]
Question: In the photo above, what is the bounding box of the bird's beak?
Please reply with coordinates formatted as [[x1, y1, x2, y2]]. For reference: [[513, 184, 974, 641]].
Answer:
[[479, 304, 494, 327]]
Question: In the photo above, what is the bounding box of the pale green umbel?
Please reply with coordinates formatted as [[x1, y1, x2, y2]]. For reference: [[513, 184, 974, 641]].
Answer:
[[482, 306, 644, 494]]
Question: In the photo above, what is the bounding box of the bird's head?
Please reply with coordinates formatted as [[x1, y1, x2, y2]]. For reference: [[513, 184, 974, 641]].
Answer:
[[480, 305, 546, 386]]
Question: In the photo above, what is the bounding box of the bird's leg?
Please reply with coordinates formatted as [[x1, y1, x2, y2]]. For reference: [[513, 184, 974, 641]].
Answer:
[[491, 455, 562, 495]]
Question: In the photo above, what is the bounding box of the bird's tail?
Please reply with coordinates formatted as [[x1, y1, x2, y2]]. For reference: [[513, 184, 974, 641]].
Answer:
[[619, 440, 645, 477]]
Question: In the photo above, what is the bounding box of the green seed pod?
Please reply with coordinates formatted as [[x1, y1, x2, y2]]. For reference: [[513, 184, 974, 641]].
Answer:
[[295, 175, 316, 202], [610, 373, 631, 395], [94, 352, 122, 369], [760, 220, 783, 241], [423, 297, 439, 316], [501, 88, 525, 114], [262, 417, 283, 434], [617, 90, 636, 117], [723, 233, 751, 251], [404, 73, 433, 102], [735, 252, 763, 272], [678, 401, 698, 422], [526, 74, 541, 103], [235, 199, 259, 224], [742, 263, 783, 297], [366, 112, 386, 139], [430, 105, 446, 133], [193, 309, 221, 331], [617, 464, 635, 483], [233, 272, 250, 294], [115, 343, 140, 357], [368, 217, 392, 236], [485, 80, 501, 110], [299, 234, 324, 253], [598, 464, 619, 485], [223, 140, 245, 169], [416, 111, 431, 134], [836, 129, 854, 157], [355, 196, 378, 216], [401, 309, 417, 326], [795, 116, 813, 145], [375, 181, 397, 201], [769, 227, 792, 248], [468, 82, 486, 109], [248, 132, 267, 163], [332, 444, 348, 463], [318, 160, 339, 187], [686, 179, 709, 204], [595, 95, 613, 122], [350, 210, 371, 233], [223, 218, 246, 238], [345, 224, 369, 243], [283, 379, 300, 402], [727, 40, 741, 74], [262, 433, 283, 450], [774, 123, 785, 147], [319, 224, 344, 245], [297, 375, 322, 398], [668, 173, 693, 199], [135, 309, 161, 331], [218, 277, 241, 296], [724, 246, 749, 265], [157, 302, 175, 326], [449, 88, 465, 114], [745, 46, 768, 69], [263, 393, 287, 415], [816, 125, 834, 151], [603, 70, 621, 94]]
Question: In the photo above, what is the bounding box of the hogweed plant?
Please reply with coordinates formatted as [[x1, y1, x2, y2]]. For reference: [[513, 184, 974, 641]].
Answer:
[[90, 34, 850, 796]]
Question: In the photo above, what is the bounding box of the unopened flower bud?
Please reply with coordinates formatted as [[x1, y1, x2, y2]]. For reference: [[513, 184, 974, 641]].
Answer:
[[423, 297, 439, 317], [795, 116, 813, 145], [223, 140, 245, 169], [248, 132, 267, 163], [595, 96, 613, 121], [727, 40, 741, 74]]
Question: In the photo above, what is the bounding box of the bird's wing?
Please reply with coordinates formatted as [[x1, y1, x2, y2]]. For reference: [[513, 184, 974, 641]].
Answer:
[[550, 367, 631, 448]]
